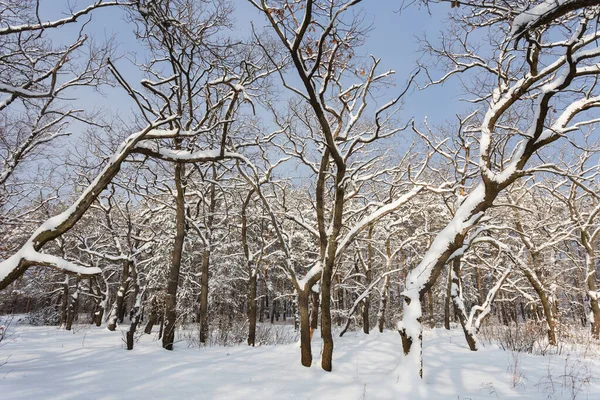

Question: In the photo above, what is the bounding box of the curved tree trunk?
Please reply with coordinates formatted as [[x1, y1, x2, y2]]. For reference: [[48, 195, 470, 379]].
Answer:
[[450, 257, 478, 351], [522, 265, 557, 345]]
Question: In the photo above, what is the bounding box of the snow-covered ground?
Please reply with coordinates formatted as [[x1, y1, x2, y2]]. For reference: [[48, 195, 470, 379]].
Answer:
[[1, 321, 599, 399]]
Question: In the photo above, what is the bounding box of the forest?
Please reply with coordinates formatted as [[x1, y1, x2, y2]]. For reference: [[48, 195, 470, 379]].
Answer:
[[1, 0, 600, 399]]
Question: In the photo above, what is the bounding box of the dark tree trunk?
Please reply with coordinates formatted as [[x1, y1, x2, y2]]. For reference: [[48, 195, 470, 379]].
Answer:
[[144, 309, 156, 334], [270, 298, 276, 324], [60, 276, 68, 327], [199, 248, 210, 344], [298, 290, 312, 367], [126, 265, 140, 350], [158, 314, 164, 340], [259, 292, 265, 323], [163, 163, 185, 350], [321, 255, 335, 372], [310, 290, 319, 334], [293, 298, 298, 331], [444, 265, 452, 330], [107, 261, 131, 331], [248, 273, 257, 346], [65, 278, 80, 331], [427, 289, 435, 329]]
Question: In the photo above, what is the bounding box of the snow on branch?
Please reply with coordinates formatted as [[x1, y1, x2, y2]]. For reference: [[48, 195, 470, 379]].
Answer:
[[0, 1, 132, 36], [511, 0, 600, 41]]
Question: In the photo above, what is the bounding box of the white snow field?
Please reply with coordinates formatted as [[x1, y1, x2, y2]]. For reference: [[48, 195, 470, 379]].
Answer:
[[1, 322, 599, 400]]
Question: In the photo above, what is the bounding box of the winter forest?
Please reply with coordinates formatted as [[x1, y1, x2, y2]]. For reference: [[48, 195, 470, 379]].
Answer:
[[2, 0, 600, 399]]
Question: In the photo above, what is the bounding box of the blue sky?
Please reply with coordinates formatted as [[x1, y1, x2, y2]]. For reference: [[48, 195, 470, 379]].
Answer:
[[40, 0, 467, 131]]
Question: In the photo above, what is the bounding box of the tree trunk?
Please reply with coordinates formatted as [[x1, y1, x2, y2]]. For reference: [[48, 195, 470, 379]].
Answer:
[[378, 273, 390, 333], [427, 289, 435, 329], [65, 278, 79, 331], [399, 294, 423, 378], [144, 308, 156, 334], [60, 276, 68, 327], [444, 265, 452, 330], [522, 263, 557, 345], [158, 314, 164, 340], [107, 260, 131, 331], [248, 273, 257, 346], [310, 290, 319, 334], [450, 257, 478, 351], [199, 248, 209, 344], [298, 290, 312, 367], [584, 249, 600, 338], [126, 266, 141, 350], [321, 255, 335, 372], [293, 297, 298, 331], [163, 162, 185, 350]]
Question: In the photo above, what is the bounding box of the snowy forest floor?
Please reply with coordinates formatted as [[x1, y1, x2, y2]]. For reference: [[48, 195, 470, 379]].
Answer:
[[1, 319, 600, 399]]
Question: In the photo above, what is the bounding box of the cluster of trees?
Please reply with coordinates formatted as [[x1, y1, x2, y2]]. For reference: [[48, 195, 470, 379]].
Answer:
[[1, 0, 600, 379]]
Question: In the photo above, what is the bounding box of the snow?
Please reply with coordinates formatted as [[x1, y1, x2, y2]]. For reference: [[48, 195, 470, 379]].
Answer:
[[510, 0, 571, 38], [2, 322, 599, 399], [404, 183, 486, 296]]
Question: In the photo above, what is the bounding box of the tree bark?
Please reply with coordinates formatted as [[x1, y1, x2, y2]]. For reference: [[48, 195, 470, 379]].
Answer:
[[248, 272, 257, 346], [126, 264, 140, 350], [444, 265, 452, 330], [310, 290, 319, 334], [163, 162, 185, 350], [450, 257, 478, 351], [199, 248, 209, 344], [60, 276, 68, 327], [298, 290, 312, 367], [65, 278, 79, 331], [107, 260, 131, 331]]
